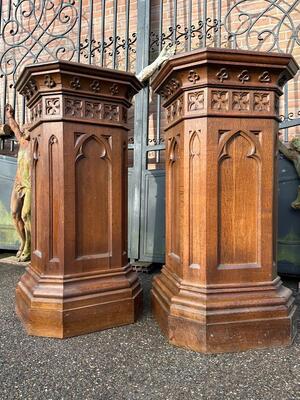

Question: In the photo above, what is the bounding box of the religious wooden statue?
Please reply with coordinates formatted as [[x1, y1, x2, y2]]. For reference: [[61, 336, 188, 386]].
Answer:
[[137, 44, 175, 83], [5, 104, 31, 261], [279, 138, 300, 209]]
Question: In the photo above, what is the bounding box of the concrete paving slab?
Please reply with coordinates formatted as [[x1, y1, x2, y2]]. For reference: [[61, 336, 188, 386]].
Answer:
[[0, 260, 299, 400]]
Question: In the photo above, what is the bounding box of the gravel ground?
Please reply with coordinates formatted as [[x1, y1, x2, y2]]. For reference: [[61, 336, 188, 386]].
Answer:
[[0, 259, 300, 400]]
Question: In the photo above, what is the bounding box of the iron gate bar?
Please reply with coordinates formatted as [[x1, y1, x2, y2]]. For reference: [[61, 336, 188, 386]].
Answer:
[[100, 0, 106, 67], [203, 0, 207, 47], [88, 0, 94, 65], [129, 0, 150, 261], [125, 0, 130, 72], [217, 0, 222, 47], [112, 0, 118, 69], [280, 118, 300, 129], [76, 0, 82, 63]]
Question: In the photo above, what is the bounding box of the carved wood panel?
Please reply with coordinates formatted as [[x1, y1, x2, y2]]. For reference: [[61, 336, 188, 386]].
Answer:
[[32, 136, 42, 259], [218, 130, 261, 268], [75, 135, 112, 259], [49, 135, 60, 261], [168, 135, 181, 260], [189, 130, 202, 269]]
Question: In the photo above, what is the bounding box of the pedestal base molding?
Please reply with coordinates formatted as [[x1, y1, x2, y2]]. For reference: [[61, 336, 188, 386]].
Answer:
[[16, 264, 142, 338], [152, 267, 296, 353]]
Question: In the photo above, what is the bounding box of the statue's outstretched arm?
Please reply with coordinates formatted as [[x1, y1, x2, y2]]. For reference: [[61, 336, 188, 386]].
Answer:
[[278, 139, 297, 161], [137, 44, 175, 83], [0, 123, 13, 136], [5, 104, 23, 143]]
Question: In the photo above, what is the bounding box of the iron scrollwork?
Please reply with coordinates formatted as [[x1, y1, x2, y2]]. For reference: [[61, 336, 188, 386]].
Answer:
[[0, 0, 138, 87], [223, 0, 300, 53], [0, 0, 79, 86], [150, 18, 221, 54]]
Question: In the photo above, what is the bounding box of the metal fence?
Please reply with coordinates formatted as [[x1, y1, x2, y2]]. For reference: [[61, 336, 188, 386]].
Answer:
[[1, 0, 300, 261]]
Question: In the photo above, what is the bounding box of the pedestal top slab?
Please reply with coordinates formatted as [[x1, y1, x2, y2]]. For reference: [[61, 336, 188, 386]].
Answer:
[[16, 61, 143, 129], [152, 47, 298, 105], [16, 60, 143, 108]]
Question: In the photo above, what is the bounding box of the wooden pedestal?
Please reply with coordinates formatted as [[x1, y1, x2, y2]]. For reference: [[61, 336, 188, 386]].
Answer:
[[15, 61, 143, 338], [151, 48, 299, 353]]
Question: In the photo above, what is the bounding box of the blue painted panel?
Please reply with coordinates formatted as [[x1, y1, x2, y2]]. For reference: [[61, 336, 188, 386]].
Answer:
[[0, 155, 19, 250], [277, 154, 300, 276], [139, 170, 165, 262]]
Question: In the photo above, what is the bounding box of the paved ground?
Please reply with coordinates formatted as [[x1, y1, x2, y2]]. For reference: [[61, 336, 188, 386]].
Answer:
[[1, 257, 300, 400]]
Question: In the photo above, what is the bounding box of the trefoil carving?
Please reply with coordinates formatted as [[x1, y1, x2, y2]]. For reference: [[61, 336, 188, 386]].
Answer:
[[90, 80, 101, 93], [110, 84, 119, 95], [259, 71, 271, 83], [188, 70, 200, 84], [238, 70, 250, 84], [70, 77, 81, 90], [44, 75, 56, 88], [216, 68, 229, 83]]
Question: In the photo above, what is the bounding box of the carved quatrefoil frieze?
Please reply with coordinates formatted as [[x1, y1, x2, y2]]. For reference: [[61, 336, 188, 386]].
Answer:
[[45, 97, 61, 116], [103, 104, 119, 121], [207, 90, 273, 113], [166, 96, 184, 123], [211, 91, 229, 111], [160, 78, 180, 99], [232, 92, 250, 111], [188, 91, 204, 111], [122, 107, 128, 123], [254, 93, 270, 111], [62, 99, 121, 122], [85, 102, 102, 119], [30, 101, 43, 122], [21, 79, 38, 101], [64, 99, 83, 117]]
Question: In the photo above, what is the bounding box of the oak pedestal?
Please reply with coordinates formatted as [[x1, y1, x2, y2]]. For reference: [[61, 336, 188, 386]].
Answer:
[[15, 61, 143, 338], [151, 48, 298, 353]]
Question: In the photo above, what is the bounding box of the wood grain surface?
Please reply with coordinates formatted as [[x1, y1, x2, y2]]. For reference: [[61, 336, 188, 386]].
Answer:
[[151, 48, 299, 353], [15, 61, 143, 338]]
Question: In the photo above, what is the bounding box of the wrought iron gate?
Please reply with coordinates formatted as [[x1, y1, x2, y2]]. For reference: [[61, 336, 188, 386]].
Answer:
[[1, 0, 300, 262]]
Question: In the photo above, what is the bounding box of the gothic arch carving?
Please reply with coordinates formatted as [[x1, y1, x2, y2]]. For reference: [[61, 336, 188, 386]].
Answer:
[[168, 134, 180, 163], [217, 129, 261, 267], [48, 135, 59, 260], [75, 134, 112, 163], [75, 134, 112, 258], [218, 130, 261, 163], [189, 130, 201, 158]]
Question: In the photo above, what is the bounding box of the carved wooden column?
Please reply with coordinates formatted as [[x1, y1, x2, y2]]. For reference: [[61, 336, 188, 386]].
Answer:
[[15, 61, 143, 338], [151, 48, 299, 353]]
